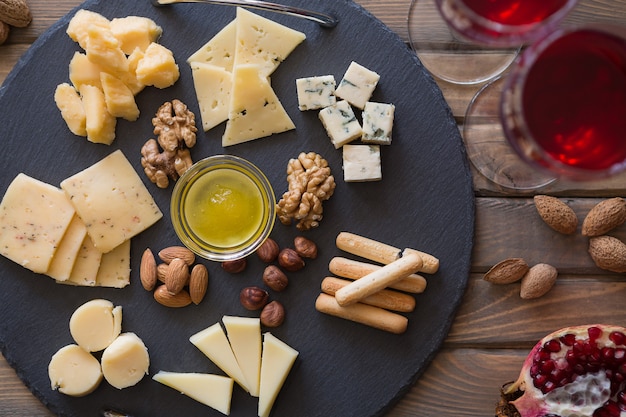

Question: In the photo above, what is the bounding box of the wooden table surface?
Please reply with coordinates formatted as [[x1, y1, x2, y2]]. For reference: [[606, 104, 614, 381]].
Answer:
[[2, 1, 626, 416]]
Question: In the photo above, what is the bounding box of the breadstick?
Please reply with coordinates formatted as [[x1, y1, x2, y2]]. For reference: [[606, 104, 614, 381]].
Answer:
[[321, 277, 416, 312], [328, 257, 426, 293], [334, 252, 423, 306], [336, 232, 440, 274], [315, 293, 408, 334]]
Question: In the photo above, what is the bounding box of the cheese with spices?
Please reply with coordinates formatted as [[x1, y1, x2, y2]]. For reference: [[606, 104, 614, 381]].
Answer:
[[95, 239, 131, 288], [46, 215, 87, 282]]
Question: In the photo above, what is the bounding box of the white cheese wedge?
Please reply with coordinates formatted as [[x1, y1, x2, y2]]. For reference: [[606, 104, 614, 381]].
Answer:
[[222, 316, 262, 397], [258, 333, 299, 417], [189, 322, 250, 393], [342, 144, 382, 182], [153, 371, 233, 415], [362, 102, 395, 145], [319, 100, 362, 149], [0, 173, 75, 274], [69, 299, 122, 352], [60, 150, 163, 254], [335, 61, 380, 110], [48, 344, 103, 397], [46, 215, 87, 282], [233, 7, 306, 77], [295, 75, 336, 111], [222, 64, 295, 146], [190, 62, 233, 131], [95, 239, 131, 288], [187, 19, 236, 72], [101, 332, 150, 389], [63, 234, 102, 287]]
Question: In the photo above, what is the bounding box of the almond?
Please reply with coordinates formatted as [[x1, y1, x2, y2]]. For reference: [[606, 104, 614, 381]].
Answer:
[[582, 197, 626, 237], [0, 0, 32, 28], [520, 263, 558, 299], [156, 263, 168, 282], [189, 264, 208, 305], [588, 235, 626, 273], [154, 284, 192, 308], [0, 20, 9, 45], [483, 258, 529, 284], [533, 195, 578, 235], [158, 246, 195, 266], [140, 248, 157, 291], [164, 258, 189, 295]]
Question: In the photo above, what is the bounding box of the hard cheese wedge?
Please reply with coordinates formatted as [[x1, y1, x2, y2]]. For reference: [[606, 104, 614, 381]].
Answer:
[[222, 64, 295, 146], [258, 332, 299, 417], [190, 322, 250, 393], [190, 62, 233, 131], [187, 19, 236, 72], [60, 150, 162, 253], [153, 371, 233, 415], [45, 214, 87, 282], [0, 173, 75, 274], [222, 316, 262, 397]]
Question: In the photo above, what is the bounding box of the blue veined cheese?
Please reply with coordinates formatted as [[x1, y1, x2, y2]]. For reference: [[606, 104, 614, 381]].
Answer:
[[295, 75, 336, 111], [334, 61, 380, 109], [342, 144, 382, 182], [318, 100, 362, 149], [362, 101, 395, 145]]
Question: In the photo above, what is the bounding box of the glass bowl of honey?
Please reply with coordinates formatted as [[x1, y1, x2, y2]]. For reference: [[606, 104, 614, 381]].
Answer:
[[171, 155, 276, 262]]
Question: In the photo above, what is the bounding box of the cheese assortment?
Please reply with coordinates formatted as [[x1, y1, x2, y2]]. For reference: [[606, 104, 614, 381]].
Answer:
[[158, 316, 298, 416], [188, 7, 305, 145]]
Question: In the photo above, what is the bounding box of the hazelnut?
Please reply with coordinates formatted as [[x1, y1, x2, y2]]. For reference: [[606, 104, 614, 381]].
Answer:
[[294, 236, 318, 259], [240, 286, 269, 310], [222, 258, 247, 273], [278, 248, 305, 272], [260, 301, 285, 327], [256, 238, 280, 263], [263, 265, 288, 292]]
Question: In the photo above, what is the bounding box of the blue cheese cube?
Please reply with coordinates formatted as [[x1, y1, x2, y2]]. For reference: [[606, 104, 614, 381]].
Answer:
[[342, 144, 382, 182], [319, 100, 362, 149], [362, 102, 395, 145], [296, 75, 336, 111], [334, 61, 380, 109]]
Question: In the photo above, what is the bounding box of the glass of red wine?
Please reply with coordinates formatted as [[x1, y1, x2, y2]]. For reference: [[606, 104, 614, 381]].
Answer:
[[408, 0, 579, 84]]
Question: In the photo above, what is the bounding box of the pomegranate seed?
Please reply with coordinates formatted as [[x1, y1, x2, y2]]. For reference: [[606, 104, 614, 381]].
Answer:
[[533, 373, 548, 388], [544, 339, 562, 353], [618, 391, 626, 405], [614, 348, 626, 361], [560, 333, 577, 346], [542, 380, 556, 393], [609, 331, 626, 346], [588, 326, 603, 342], [540, 360, 555, 374]]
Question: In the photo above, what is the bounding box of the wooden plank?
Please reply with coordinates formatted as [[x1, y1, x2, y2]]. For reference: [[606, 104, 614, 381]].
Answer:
[[0, 353, 52, 417]]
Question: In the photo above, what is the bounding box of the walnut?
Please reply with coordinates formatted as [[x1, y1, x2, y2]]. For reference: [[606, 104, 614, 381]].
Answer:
[[141, 99, 197, 188], [276, 152, 336, 231]]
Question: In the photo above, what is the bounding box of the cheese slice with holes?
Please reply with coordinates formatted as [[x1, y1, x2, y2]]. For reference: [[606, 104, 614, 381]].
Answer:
[[258, 332, 299, 417], [60, 150, 162, 253], [0, 173, 75, 274], [95, 239, 131, 288], [187, 19, 236, 71], [222, 316, 262, 397], [46, 215, 88, 282], [153, 372, 233, 415], [190, 62, 233, 131], [222, 64, 295, 146]]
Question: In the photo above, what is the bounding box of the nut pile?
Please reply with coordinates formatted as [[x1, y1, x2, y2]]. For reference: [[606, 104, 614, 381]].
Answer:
[[0, 0, 32, 45], [140, 246, 208, 308]]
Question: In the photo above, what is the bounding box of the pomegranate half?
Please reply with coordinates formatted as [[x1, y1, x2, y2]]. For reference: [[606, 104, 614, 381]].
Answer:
[[498, 324, 626, 417]]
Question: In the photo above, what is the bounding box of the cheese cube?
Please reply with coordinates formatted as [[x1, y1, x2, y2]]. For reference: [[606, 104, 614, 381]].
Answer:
[[153, 372, 233, 415], [109, 16, 162, 55], [187, 19, 236, 72], [84, 24, 129, 76], [135, 42, 180, 89], [222, 316, 262, 397], [258, 333, 299, 417], [318, 100, 362, 148], [68, 52, 102, 91], [295, 75, 336, 111], [190, 62, 233, 131], [362, 102, 395, 145], [54, 82, 87, 137], [66, 9, 110, 50], [335, 61, 380, 109], [0, 174, 75, 274], [124, 47, 147, 96], [46, 215, 87, 282], [100, 72, 140, 121], [95, 239, 130, 288], [342, 144, 382, 182], [79, 84, 117, 145], [60, 150, 163, 253]]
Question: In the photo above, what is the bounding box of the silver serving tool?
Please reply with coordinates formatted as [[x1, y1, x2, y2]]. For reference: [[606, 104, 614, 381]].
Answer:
[[151, 0, 338, 27]]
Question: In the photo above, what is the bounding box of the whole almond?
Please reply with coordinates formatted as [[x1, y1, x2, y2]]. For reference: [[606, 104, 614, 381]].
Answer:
[[154, 284, 192, 308], [0, 21, 9, 45], [189, 264, 208, 305], [588, 235, 626, 272], [0, 0, 32, 27], [156, 263, 169, 282], [483, 258, 529, 284], [582, 197, 626, 237], [140, 248, 157, 291], [158, 246, 195, 265], [520, 263, 558, 299], [533, 195, 578, 235], [165, 258, 189, 295]]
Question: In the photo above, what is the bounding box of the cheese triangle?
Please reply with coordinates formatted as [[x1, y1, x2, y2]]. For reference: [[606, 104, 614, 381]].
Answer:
[[190, 62, 233, 131], [153, 371, 233, 415], [258, 332, 299, 417], [187, 19, 236, 72]]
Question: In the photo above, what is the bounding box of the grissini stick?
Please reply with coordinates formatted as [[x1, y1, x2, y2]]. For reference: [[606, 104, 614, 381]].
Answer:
[[335, 232, 439, 274], [334, 252, 423, 306], [328, 257, 427, 293], [321, 277, 416, 312], [315, 293, 408, 334]]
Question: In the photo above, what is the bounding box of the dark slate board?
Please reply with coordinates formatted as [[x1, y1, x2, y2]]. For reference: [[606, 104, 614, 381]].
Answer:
[[0, 1, 474, 416]]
